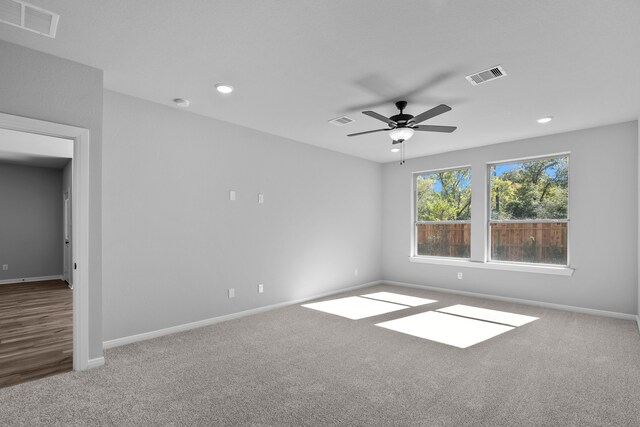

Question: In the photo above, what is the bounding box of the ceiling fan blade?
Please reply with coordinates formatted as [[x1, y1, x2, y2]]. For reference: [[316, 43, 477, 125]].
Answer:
[[347, 128, 391, 137], [411, 104, 452, 124], [343, 71, 456, 112], [362, 111, 397, 125], [413, 125, 457, 133]]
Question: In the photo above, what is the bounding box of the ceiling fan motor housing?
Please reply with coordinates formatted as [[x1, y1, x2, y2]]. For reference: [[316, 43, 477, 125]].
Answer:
[[390, 101, 413, 126], [389, 113, 414, 126]]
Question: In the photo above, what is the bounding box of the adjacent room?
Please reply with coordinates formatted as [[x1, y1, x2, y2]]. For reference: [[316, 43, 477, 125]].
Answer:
[[0, 1, 639, 425], [0, 128, 74, 388]]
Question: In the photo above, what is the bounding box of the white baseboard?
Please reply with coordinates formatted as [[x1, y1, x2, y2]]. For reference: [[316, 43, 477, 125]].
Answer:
[[87, 357, 105, 369], [0, 275, 63, 285], [103, 280, 383, 350], [384, 280, 637, 321]]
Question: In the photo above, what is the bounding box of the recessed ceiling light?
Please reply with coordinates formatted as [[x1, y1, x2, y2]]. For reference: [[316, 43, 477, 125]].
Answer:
[[173, 98, 190, 107], [537, 116, 553, 124], [215, 84, 234, 94], [390, 147, 400, 153]]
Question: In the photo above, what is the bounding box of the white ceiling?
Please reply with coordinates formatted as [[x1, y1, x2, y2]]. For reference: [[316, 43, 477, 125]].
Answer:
[[0, 0, 639, 163], [0, 128, 73, 168]]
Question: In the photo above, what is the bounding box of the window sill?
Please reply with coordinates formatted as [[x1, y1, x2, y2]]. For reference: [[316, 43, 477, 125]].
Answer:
[[408, 256, 574, 276]]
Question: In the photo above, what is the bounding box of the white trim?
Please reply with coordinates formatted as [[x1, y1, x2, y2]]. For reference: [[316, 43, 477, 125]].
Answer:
[[636, 315, 639, 335], [104, 281, 383, 349], [408, 256, 574, 276], [0, 275, 62, 285], [384, 280, 636, 321], [413, 164, 473, 176], [87, 357, 104, 369], [487, 151, 571, 167], [0, 112, 92, 372]]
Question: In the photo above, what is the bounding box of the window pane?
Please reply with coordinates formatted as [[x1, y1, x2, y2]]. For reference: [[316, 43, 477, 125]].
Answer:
[[416, 223, 470, 258], [490, 156, 568, 220], [416, 169, 471, 221], [491, 222, 567, 265], [415, 168, 471, 259]]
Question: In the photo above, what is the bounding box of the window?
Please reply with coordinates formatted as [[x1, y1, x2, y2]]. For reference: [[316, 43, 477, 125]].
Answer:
[[489, 155, 569, 265], [414, 167, 471, 258]]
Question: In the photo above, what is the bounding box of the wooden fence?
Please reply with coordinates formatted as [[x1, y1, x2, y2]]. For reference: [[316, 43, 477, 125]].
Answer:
[[416, 222, 567, 264], [491, 222, 567, 264], [416, 223, 470, 258]]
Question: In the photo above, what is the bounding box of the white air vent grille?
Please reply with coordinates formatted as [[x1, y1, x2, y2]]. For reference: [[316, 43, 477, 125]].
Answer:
[[0, 0, 59, 38], [328, 116, 355, 126], [466, 65, 506, 86]]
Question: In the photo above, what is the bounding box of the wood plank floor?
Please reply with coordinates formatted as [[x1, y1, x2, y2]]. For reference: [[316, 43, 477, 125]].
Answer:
[[0, 280, 72, 388]]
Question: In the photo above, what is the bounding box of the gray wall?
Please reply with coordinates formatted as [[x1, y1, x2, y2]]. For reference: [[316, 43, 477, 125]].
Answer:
[[0, 41, 104, 359], [102, 90, 382, 341], [382, 121, 638, 315], [0, 163, 62, 281]]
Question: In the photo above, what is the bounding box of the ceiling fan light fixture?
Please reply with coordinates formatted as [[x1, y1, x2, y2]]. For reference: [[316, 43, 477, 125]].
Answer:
[[389, 127, 414, 142]]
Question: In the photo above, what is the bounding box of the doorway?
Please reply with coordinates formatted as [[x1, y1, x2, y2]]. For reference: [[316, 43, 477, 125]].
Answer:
[[0, 129, 73, 387], [0, 113, 91, 373]]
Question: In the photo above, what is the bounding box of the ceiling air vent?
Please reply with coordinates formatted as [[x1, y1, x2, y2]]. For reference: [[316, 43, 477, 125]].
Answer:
[[0, 0, 59, 38], [328, 116, 355, 126], [465, 65, 506, 86]]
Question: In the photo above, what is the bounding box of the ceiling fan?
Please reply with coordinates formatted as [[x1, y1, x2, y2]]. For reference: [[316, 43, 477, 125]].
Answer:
[[347, 101, 457, 144]]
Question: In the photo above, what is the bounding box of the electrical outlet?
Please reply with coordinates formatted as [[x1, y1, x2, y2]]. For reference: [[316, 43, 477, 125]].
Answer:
[[258, 193, 264, 204], [354, 268, 358, 276], [228, 288, 235, 298], [258, 283, 264, 293], [229, 190, 236, 201], [2, 264, 8, 271], [457, 272, 463, 280]]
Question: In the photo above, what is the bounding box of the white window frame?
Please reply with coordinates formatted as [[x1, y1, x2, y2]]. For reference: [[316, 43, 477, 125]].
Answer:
[[487, 153, 570, 268], [412, 165, 472, 260]]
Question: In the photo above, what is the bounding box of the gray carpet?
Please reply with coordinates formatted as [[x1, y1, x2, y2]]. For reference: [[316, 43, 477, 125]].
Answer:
[[1, 283, 639, 426]]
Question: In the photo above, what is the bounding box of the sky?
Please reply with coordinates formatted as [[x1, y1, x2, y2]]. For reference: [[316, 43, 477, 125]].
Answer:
[[493, 158, 566, 179]]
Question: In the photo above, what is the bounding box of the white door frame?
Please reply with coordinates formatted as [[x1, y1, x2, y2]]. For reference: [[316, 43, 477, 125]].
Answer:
[[0, 112, 91, 371], [63, 187, 71, 284]]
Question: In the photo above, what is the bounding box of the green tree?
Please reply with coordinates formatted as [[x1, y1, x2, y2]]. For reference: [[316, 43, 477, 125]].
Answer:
[[491, 157, 568, 220], [417, 169, 471, 221], [490, 176, 517, 220]]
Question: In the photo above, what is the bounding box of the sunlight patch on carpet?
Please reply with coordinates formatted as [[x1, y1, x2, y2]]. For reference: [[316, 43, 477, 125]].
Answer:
[[302, 296, 408, 320], [376, 311, 514, 348], [360, 292, 436, 307], [437, 304, 538, 327]]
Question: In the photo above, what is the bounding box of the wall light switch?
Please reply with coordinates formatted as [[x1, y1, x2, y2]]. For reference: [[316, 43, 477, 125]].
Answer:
[[258, 193, 264, 204], [258, 283, 264, 293], [229, 191, 236, 201], [2, 264, 8, 271], [228, 288, 235, 298]]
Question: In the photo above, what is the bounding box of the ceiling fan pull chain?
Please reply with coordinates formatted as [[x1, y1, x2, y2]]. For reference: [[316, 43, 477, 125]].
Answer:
[[400, 141, 405, 165]]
